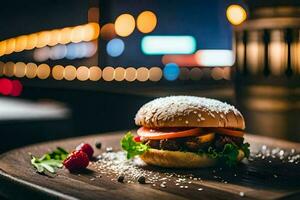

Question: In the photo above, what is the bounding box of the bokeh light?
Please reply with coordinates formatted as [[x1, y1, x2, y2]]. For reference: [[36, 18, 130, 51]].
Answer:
[[179, 68, 190, 80], [50, 45, 67, 60], [66, 43, 81, 59], [114, 67, 125, 81], [33, 46, 51, 62], [226, 4, 247, 25], [115, 14, 135, 37], [100, 23, 116, 40], [136, 67, 149, 82], [37, 64, 50, 79], [223, 67, 231, 80], [11, 80, 23, 96], [0, 61, 4, 76], [0, 41, 6, 56], [142, 36, 196, 55], [106, 38, 125, 57], [0, 22, 99, 57], [190, 68, 202, 81], [4, 62, 15, 77], [36, 31, 51, 48], [15, 35, 28, 52], [88, 7, 99, 23], [163, 63, 180, 81], [196, 50, 234, 66], [125, 67, 137, 82], [48, 30, 61, 46], [76, 66, 90, 81], [89, 66, 101, 81], [14, 62, 26, 78], [83, 23, 100, 41], [149, 67, 162, 82], [25, 34, 38, 50], [137, 11, 157, 33], [25, 63, 38, 79], [5, 38, 16, 55], [71, 25, 85, 43], [0, 78, 13, 95], [60, 27, 72, 44], [52, 65, 64, 80], [64, 65, 77, 81], [102, 66, 115, 81], [162, 54, 198, 67], [211, 67, 224, 80]]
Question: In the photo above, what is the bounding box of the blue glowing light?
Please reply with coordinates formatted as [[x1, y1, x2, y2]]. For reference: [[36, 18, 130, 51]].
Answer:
[[66, 43, 79, 60], [163, 63, 180, 81], [141, 36, 196, 55], [106, 38, 125, 57]]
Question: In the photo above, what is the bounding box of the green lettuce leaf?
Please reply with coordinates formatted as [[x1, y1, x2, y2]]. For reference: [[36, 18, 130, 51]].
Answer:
[[30, 147, 68, 174], [121, 132, 149, 159], [240, 142, 250, 158], [205, 142, 250, 166]]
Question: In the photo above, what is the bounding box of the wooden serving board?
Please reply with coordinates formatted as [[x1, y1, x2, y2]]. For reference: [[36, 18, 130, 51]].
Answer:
[[0, 131, 300, 200]]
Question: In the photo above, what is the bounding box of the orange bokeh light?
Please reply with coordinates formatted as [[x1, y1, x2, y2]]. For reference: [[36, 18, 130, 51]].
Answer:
[[226, 4, 247, 25], [60, 27, 72, 44], [25, 34, 38, 50], [89, 66, 101, 81], [137, 11, 157, 33], [48, 29, 61, 46], [15, 35, 28, 52], [0, 41, 6, 56], [36, 31, 51, 48], [5, 38, 16, 55], [64, 65, 77, 81], [71, 25, 85, 43], [115, 14, 135, 37], [14, 62, 26, 78], [76, 66, 90, 81], [37, 64, 50, 79], [26, 63, 38, 79], [100, 23, 116, 40], [52, 65, 64, 80]]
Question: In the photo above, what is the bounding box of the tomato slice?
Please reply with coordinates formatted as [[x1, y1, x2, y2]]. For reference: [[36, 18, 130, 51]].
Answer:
[[207, 128, 244, 138], [137, 127, 205, 140]]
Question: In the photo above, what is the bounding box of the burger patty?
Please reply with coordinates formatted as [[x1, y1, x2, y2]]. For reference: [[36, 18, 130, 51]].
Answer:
[[143, 134, 244, 152]]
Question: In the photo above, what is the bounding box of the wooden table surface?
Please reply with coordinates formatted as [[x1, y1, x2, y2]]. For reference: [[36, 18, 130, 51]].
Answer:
[[0, 131, 300, 200]]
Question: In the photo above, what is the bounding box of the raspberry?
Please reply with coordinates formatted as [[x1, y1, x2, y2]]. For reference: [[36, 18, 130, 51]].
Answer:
[[76, 143, 94, 159], [63, 150, 89, 172], [134, 136, 141, 142]]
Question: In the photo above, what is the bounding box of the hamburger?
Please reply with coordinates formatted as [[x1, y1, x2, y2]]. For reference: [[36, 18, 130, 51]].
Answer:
[[121, 96, 250, 168]]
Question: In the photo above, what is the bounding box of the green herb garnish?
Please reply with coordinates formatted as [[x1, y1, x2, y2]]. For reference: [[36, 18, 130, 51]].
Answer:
[[121, 132, 149, 159], [30, 147, 69, 174], [205, 142, 250, 166], [240, 142, 250, 158]]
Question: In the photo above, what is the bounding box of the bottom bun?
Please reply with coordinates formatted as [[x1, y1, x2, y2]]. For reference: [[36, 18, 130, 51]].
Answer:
[[140, 149, 245, 168]]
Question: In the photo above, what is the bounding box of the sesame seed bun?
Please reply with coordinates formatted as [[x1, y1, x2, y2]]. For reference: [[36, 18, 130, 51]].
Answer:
[[135, 96, 245, 130], [140, 149, 245, 168]]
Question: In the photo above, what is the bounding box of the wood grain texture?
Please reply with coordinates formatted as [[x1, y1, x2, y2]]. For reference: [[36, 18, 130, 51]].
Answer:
[[0, 131, 300, 200]]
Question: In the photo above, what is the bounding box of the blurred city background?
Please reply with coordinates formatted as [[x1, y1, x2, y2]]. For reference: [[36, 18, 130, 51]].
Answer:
[[0, 0, 299, 152]]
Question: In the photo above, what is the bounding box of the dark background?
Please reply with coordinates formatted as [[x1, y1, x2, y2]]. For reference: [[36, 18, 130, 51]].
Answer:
[[0, 0, 244, 152]]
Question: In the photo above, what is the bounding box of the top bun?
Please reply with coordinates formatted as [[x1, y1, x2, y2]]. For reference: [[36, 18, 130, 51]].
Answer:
[[135, 96, 245, 130]]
